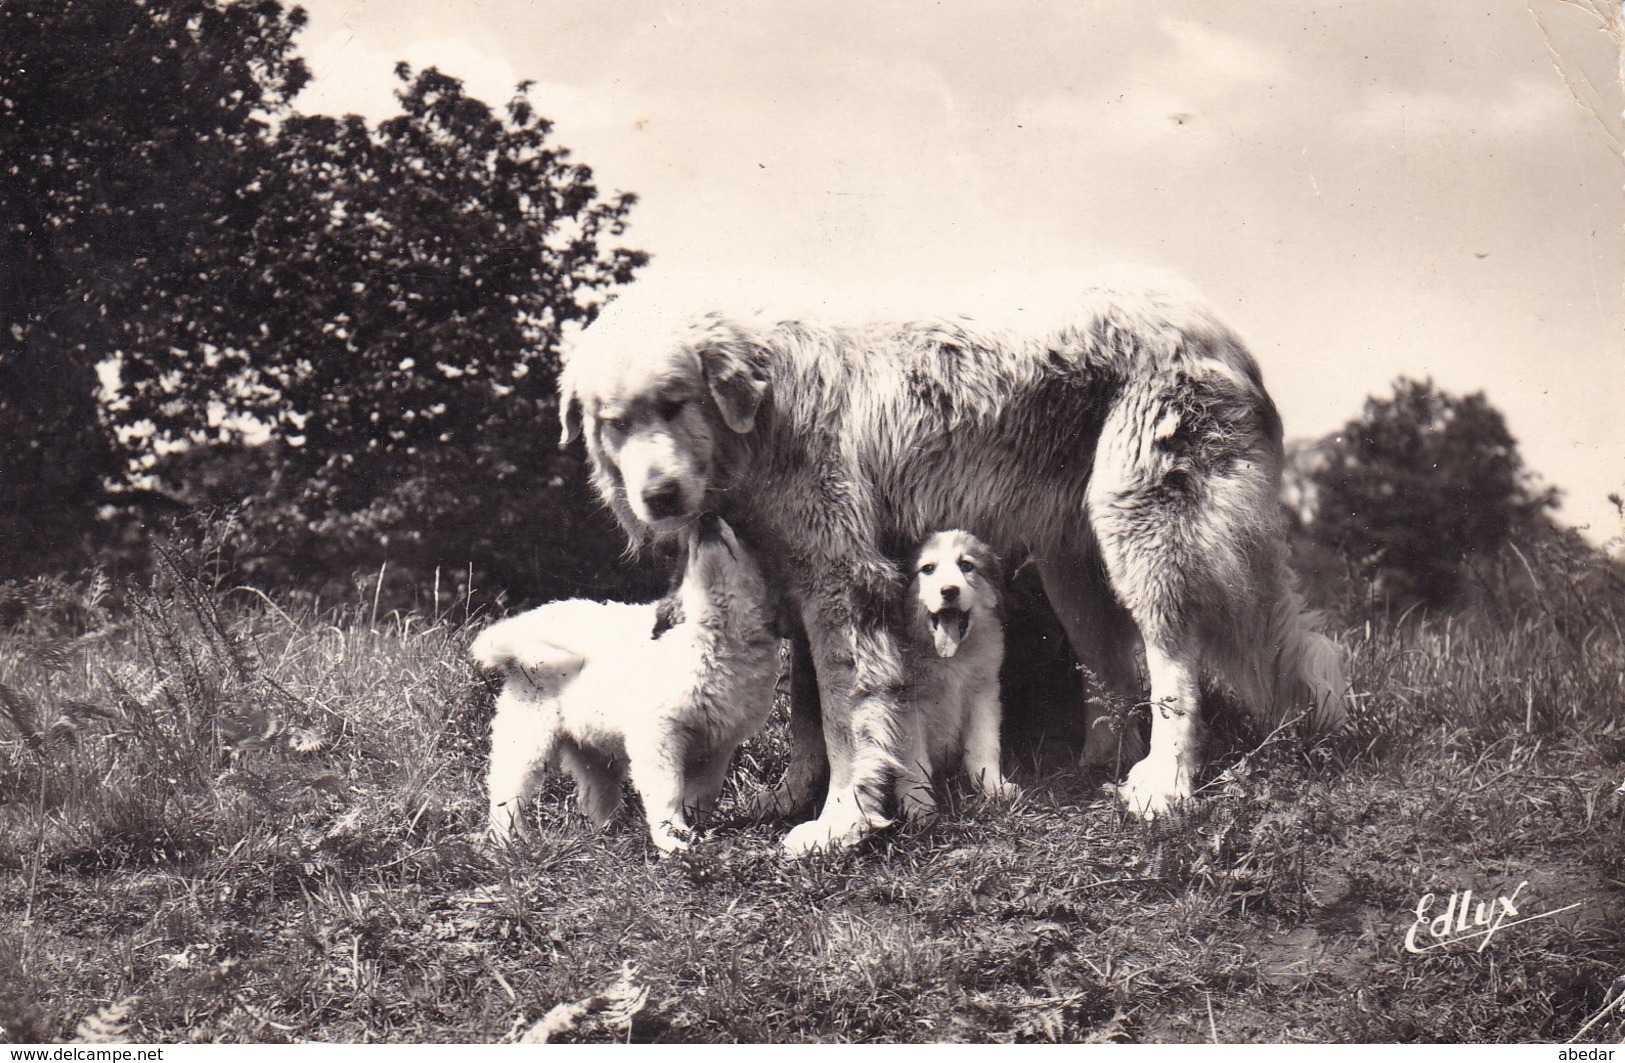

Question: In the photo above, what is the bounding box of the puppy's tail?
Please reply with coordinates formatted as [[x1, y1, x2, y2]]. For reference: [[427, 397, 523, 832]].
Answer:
[[470, 614, 587, 679]]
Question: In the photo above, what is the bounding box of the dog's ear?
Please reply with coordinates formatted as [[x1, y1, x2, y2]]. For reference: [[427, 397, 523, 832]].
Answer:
[[557, 367, 583, 447], [695, 318, 770, 434]]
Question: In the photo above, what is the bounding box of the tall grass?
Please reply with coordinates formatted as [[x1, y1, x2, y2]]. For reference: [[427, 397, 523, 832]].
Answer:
[[0, 529, 1621, 1043]]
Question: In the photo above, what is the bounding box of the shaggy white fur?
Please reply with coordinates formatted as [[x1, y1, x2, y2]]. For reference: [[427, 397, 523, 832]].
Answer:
[[897, 530, 1018, 820], [560, 271, 1351, 853], [471, 516, 780, 853]]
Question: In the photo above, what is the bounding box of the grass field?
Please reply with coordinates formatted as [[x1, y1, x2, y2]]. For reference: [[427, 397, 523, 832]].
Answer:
[[2, 540, 1623, 1044]]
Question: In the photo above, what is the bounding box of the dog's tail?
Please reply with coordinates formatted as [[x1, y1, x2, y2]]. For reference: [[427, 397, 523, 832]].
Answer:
[[1210, 570, 1350, 735], [469, 613, 589, 681]]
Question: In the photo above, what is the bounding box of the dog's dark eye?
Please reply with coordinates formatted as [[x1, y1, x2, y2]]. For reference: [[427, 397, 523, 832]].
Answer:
[[658, 398, 687, 420], [958, 559, 976, 574], [598, 413, 625, 435], [919, 562, 937, 576]]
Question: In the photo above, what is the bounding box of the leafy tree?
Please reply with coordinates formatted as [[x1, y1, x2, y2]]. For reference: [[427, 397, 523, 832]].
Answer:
[[4, 3, 651, 602], [0, 0, 309, 578], [131, 66, 652, 603], [1307, 378, 1556, 607]]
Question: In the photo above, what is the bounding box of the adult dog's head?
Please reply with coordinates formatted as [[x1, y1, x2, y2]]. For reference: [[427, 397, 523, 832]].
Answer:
[[909, 530, 1002, 659], [560, 300, 771, 542]]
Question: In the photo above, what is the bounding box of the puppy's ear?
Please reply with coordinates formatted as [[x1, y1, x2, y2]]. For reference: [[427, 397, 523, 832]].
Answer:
[[652, 593, 684, 638], [980, 545, 1005, 588], [652, 537, 688, 637], [695, 317, 770, 434], [979, 544, 1007, 613]]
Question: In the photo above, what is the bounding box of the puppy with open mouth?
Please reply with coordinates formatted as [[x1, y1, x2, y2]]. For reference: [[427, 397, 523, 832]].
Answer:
[[899, 529, 1019, 819]]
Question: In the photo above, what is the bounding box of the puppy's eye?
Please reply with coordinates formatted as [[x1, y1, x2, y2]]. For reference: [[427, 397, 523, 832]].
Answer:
[[598, 415, 626, 437], [658, 398, 687, 420], [919, 562, 937, 576], [958, 559, 977, 574]]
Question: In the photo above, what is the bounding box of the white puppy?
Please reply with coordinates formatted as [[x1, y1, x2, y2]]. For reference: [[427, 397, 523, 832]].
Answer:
[[471, 514, 780, 852], [898, 530, 1019, 819]]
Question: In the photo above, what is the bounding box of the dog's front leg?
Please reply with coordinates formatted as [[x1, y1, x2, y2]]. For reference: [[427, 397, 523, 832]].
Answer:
[[963, 677, 1019, 801], [897, 707, 938, 823], [626, 737, 694, 854], [782, 601, 905, 856]]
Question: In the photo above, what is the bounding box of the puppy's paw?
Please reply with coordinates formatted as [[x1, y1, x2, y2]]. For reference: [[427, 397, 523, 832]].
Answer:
[[1114, 755, 1193, 820], [964, 767, 1020, 803]]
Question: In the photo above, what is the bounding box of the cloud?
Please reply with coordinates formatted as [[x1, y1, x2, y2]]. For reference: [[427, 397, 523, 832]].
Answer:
[[1347, 77, 1570, 139], [282, 0, 1625, 544], [295, 31, 399, 121], [295, 31, 528, 123], [1159, 16, 1288, 85]]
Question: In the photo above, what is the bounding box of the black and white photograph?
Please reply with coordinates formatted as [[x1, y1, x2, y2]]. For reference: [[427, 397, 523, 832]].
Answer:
[[1, 0, 1622, 1045]]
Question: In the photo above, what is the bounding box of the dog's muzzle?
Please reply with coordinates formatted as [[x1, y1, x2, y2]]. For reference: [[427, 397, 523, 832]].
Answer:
[[927, 606, 971, 658], [642, 480, 688, 522]]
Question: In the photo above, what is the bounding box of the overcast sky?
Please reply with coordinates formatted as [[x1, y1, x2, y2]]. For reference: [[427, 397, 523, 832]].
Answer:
[[291, 0, 1623, 544]]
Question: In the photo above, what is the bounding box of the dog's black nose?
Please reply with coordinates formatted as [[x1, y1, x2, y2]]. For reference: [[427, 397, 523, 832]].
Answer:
[[642, 482, 686, 520], [939, 584, 960, 602]]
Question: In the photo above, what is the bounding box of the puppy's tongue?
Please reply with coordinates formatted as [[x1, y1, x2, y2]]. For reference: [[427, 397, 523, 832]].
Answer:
[[928, 608, 970, 658]]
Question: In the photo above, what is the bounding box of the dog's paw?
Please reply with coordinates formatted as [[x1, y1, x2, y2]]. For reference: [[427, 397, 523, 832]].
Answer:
[[649, 821, 693, 854], [899, 799, 939, 827], [781, 816, 867, 857], [984, 778, 1022, 803], [1079, 722, 1149, 770], [737, 785, 793, 822], [1114, 755, 1193, 819], [485, 808, 523, 847], [898, 780, 938, 824]]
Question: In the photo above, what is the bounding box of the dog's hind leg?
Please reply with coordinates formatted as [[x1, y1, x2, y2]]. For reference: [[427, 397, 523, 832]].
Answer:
[[1116, 641, 1203, 817], [1035, 551, 1146, 769], [486, 688, 561, 840], [1085, 376, 1271, 817]]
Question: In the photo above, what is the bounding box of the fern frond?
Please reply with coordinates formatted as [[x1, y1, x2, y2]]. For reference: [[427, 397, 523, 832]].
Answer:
[[73, 997, 136, 1044]]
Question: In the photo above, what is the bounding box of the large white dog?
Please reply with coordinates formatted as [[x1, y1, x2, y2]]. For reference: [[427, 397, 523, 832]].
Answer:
[[471, 514, 780, 853], [560, 274, 1348, 854], [897, 529, 1018, 821]]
